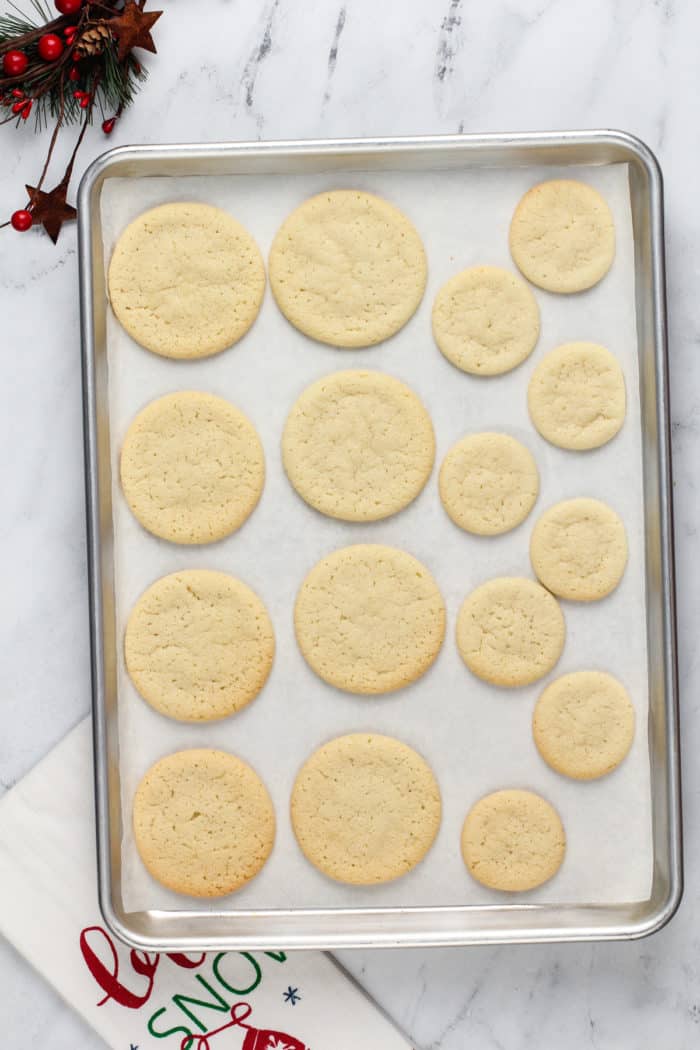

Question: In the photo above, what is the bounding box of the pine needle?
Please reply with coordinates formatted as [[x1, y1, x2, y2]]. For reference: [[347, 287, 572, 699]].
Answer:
[[6, 0, 38, 25]]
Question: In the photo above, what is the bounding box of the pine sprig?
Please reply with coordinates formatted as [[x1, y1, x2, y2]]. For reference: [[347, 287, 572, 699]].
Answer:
[[0, 0, 52, 33], [101, 36, 146, 111], [12, 0, 53, 23], [0, 14, 36, 34]]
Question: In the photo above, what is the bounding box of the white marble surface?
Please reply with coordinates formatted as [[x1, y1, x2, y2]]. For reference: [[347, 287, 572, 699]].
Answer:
[[0, 1, 699, 1046]]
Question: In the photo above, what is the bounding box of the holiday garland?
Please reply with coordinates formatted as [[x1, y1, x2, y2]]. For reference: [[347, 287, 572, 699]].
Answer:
[[0, 0, 162, 241]]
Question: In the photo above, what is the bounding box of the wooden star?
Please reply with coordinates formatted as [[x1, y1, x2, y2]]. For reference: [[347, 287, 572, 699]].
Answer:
[[110, 1, 163, 62], [25, 180, 77, 243]]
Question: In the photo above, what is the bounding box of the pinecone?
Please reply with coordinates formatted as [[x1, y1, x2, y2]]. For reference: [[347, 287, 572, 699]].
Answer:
[[74, 22, 113, 57]]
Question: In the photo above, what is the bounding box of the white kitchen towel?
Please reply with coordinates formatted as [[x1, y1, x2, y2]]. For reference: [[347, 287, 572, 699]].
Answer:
[[0, 718, 413, 1050]]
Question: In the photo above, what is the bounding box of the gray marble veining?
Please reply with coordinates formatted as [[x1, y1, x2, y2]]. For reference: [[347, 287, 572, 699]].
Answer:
[[2, 1, 700, 1046]]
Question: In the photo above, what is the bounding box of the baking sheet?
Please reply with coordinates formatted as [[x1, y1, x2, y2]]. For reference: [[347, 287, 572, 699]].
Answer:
[[100, 162, 652, 913]]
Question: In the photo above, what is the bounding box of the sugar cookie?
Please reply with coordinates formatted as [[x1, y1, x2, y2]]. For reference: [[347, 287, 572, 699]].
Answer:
[[282, 370, 435, 521], [530, 498, 627, 601], [432, 265, 540, 375], [528, 342, 626, 451], [461, 789, 566, 891], [269, 190, 427, 347], [533, 671, 635, 780], [457, 577, 565, 686], [439, 432, 539, 535], [120, 391, 264, 544], [294, 544, 445, 694], [291, 733, 441, 885], [133, 749, 275, 898], [509, 179, 615, 293], [125, 570, 274, 722], [108, 202, 265, 358]]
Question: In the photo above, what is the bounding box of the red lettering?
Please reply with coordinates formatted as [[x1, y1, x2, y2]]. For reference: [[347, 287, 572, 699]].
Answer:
[[130, 949, 160, 980], [79, 926, 160, 1009], [166, 952, 207, 970]]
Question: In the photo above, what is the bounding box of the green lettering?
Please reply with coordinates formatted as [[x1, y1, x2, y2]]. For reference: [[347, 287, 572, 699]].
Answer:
[[212, 951, 261, 995], [147, 1005, 194, 1046], [263, 951, 287, 963], [172, 974, 230, 1031]]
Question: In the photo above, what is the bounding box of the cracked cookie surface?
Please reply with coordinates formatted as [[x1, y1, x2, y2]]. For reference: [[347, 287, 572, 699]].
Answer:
[[432, 265, 540, 375], [533, 671, 635, 780], [291, 733, 441, 885], [120, 391, 265, 544], [269, 190, 427, 347], [461, 789, 566, 891], [456, 576, 565, 687], [439, 431, 539, 535], [530, 498, 628, 601], [132, 749, 275, 898], [509, 179, 615, 293], [125, 570, 274, 722], [527, 342, 626, 450], [108, 202, 265, 359], [294, 544, 446, 694], [283, 369, 435, 521]]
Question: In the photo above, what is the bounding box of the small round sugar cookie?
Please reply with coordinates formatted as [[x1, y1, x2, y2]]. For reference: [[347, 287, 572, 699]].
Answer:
[[108, 202, 265, 358], [125, 570, 275, 722], [509, 179, 615, 293], [133, 749, 275, 898], [120, 391, 264, 544], [530, 498, 628, 601], [291, 733, 441, 885], [282, 370, 435, 522], [528, 342, 626, 451], [533, 671, 635, 780], [439, 432, 539, 535], [457, 577, 565, 687], [461, 789, 566, 892], [269, 190, 427, 347], [432, 265, 540, 375], [294, 544, 445, 695]]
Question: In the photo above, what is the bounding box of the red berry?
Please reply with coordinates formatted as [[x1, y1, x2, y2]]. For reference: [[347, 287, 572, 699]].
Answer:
[[38, 34, 64, 62], [55, 0, 83, 13], [12, 96, 32, 116], [72, 50, 81, 62], [2, 50, 29, 77], [68, 65, 79, 81], [102, 117, 116, 134], [11, 209, 33, 232], [79, 95, 89, 109], [11, 88, 25, 98]]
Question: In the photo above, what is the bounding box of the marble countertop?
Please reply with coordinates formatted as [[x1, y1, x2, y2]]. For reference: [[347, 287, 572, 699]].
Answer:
[[1, 1, 699, 1046]]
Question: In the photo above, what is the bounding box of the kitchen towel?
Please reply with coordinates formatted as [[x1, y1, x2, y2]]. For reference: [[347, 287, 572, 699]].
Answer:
[[0, 718, 413, 1049]]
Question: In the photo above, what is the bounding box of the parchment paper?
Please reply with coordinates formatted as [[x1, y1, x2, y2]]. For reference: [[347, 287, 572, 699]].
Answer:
[[100, 161, 652, 913]]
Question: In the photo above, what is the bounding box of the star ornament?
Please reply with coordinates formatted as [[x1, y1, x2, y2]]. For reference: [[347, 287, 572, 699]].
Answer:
[[25, 180, 76, 243], [110, 1, 163, 62]]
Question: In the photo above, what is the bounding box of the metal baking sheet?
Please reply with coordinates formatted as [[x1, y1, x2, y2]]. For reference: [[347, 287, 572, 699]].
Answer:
[[78, 132, 681, 950], [106, 160, 650, 915]]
